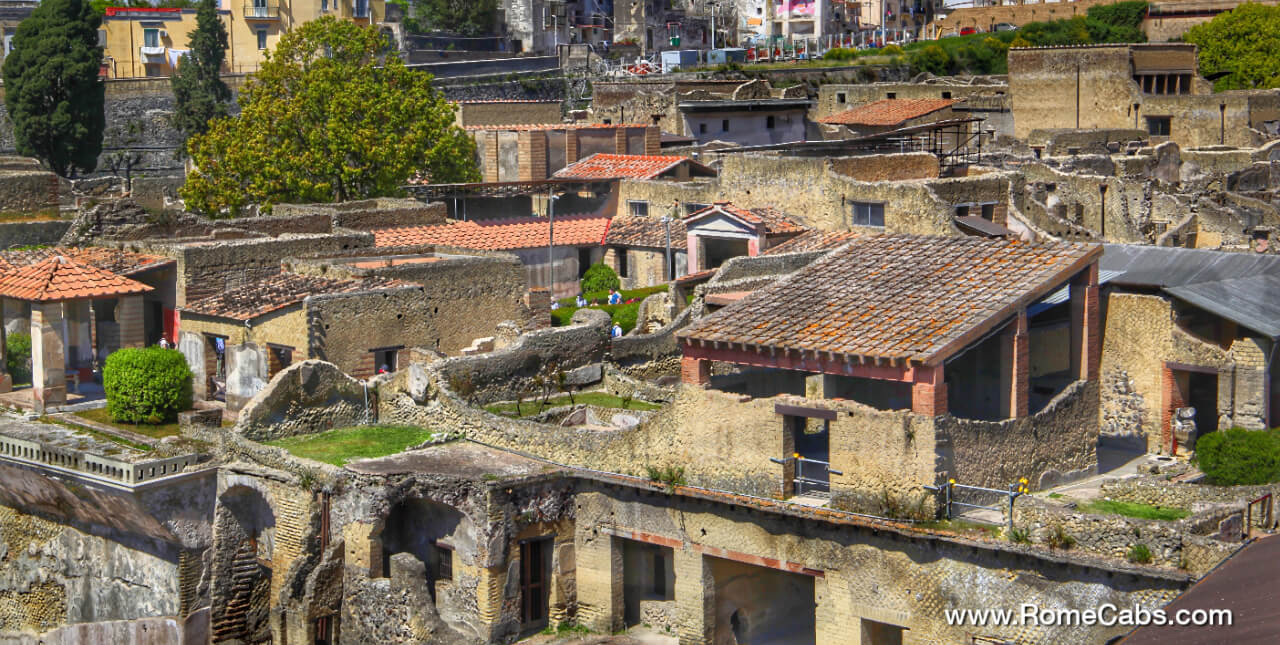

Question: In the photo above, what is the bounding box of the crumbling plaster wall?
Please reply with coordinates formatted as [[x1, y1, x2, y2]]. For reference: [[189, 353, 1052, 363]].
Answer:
[[572, 483, 1187, 645], [236, 360, 372, 441], [0, 171, 62, 216], [1009, 46, 1143, 141], [816, 82, 1007, 120]]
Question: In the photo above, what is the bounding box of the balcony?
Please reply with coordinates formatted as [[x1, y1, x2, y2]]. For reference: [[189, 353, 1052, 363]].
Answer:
[[243, 2, 280, 20]]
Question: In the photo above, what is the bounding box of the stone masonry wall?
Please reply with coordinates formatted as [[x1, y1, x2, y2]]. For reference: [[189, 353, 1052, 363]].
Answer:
[[0, 221, 73, 249]]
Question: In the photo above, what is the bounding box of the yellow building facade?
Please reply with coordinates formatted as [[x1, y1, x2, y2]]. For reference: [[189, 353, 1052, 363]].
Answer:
[[101, 0, 384, 79]]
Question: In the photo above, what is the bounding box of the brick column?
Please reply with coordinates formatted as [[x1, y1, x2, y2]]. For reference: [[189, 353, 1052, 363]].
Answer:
[[118, 295, 146, 349], [1069, 264, 1101, 381], [565, 129, 580, 165], [644, 125, 661, 155], [1161, 365, 1184, 455], [614, 126, 628, 154], [673, 547, 713, 645], [481, 132, 500, 182], [574, 531, 622, 633], [911, 365, 947, 417], [518, 130, 548, 181], [0, 323, 9, 394], [1001, 309, 1029, 419], [681, 356, 710, 386], [31, 301, 66, 413]]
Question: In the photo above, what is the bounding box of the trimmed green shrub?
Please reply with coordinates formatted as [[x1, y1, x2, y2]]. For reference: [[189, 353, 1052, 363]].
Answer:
[[910, 45, 952, 76], [103, 347, 193, 424], [1194, 428, 1280, 485], [1127, 543, 1153, 564], [5, 331, 31, 385], [579, 263, 620, 295]]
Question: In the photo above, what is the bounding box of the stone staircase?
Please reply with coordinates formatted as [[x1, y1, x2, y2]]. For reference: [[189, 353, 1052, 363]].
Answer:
[[211, 540, 261, 643], [270, 493, 311, 600]]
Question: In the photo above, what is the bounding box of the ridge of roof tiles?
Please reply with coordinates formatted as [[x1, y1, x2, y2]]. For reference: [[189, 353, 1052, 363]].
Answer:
[[372, 214, 612, 251], [0, 254, 154, 302], [554, 153, 694, 180], [605, 215, 689, 249], [763, 230, 862, 255], [818, 98, 956, 126], [679, 234, 1100, 365], [0, 246, 172, 276], [182, 273, 406, 321], [684, 202, 806, 236]]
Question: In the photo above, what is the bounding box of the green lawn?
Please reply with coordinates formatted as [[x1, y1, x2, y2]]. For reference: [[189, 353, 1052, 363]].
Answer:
[[264, 425, 439, 466], [75, 408, 181, 440], [1076, 499, 1190, 521], [485, 391, 661, 419]]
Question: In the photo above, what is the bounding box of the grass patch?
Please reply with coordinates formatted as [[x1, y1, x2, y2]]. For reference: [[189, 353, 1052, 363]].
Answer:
[[552, 285, 668, 333], [74, 407, 181, 440], [485, 391, 661, 419], [36, 416, 152, 452], [1048, 492, 1064, 499], [1076, 499, 1189, 521], [916, 519, 1002, 538], [265, 425, 439, 466]]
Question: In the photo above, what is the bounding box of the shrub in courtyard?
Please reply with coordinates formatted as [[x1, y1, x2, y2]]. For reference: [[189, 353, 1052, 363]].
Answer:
[[1194, 427, 1280, 485], [4, 332, 32, 385], [579, 263, 620, 295], [103, 347, 193, 424]]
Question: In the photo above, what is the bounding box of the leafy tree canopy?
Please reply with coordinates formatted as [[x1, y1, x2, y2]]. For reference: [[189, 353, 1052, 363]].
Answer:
[[2, 0, 105, 177], [181, 16, 479, 217], [89, 0, 197, 15], [170, 0, 232, 153], [1185, 2, 1280, 91], [405, 0, 497, 36]]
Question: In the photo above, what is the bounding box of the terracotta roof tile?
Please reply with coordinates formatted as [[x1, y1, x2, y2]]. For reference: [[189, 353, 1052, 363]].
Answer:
[[605, 216, 688, 249], [763, 230, 862, 255], [182, 273, 404, 320], [372, 215, 611, 251], [684, 202, 806, 236], [678, 234, 1101, 364], [0, 255, 153, 302], [463, 122, 650, 132], [554, 153, 714, 181], [0, 246, 172, 276], [818, 98, 956, 126]]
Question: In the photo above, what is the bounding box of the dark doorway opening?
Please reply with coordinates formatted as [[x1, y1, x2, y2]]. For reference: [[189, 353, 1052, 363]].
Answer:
[[789, 416, 830, 496], [520, 538, 552, 631], [622, 539, 674, 627], [701, 237, 750, 270], [710, 556, 816, 645], [1187, 370, 1219, 439]]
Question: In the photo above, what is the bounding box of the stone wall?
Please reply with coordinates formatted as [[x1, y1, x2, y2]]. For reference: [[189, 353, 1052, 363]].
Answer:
[[0, 221, 72, 249], [432, 322, 610, 406], [236, 361, 373, 441], [0, 171, 63, 216], [1101, 474, 1280, 520], [816, 81, 1008, 120], [272, 198, 447, 231]]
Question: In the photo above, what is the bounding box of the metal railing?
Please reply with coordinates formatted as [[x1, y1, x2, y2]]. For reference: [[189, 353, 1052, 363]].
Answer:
[[243, 2, 279, 19], [924, 480, 1025, 532], [770, 455, 843, 497]]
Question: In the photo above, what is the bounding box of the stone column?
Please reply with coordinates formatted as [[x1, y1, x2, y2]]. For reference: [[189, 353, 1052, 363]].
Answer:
[[681, 356, 710, 386], [644, 125, 661, 155], [911, 365, 947, 417], [31, 301, 66, 413], [517, 130, 548, 181], [565, 129, 581, 165], [481, 131, 500, 182], [1070, 264, 1100, 381], [118, 295, 146, 349], [673, 547, 713, 644], [0, 319, 9, 394], [1000, 309, 1030, 419], [575, 531, 622, 633], [614, 126, 628, 154]]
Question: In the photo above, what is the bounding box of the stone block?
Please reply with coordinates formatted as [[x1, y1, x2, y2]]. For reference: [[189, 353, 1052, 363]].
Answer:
[[179, 408, 222, 430], [565, 363, 601, 386]]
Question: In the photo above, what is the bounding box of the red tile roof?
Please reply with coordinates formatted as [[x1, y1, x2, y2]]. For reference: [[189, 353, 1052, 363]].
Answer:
[[818, 98, 956, 126], [182, 273, 404, 321], [372, 215, 611, 251], [678, 234, 1100, 365], [0, 246, 172, 276], [0, 255, 153, 302], [463, 122, 650, 132], [605, 215, 688, 249], [763, 230, 862, 255], [684, 203, 806, 236], [554, 153, 715, 181]]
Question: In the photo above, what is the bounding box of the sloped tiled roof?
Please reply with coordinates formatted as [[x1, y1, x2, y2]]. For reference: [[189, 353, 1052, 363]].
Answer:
[[0, 246, 172, 276], [372, 215, 611, 251], [554, 153, 714, 181], [763, 230, 862, 255], [605, 216, 688, 250], [678, 234, 1100, 365], [0, 255, 153, 302], [182, 273, 404, 321], [684, 203, 806, 236], [818, 98, 956, 126]]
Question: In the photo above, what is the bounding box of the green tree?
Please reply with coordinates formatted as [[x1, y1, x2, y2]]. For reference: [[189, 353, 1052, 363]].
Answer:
[[910, 44, 952, 76], [170, 0, 232, 155], [2, 0, 105, 177], [181, 16, 478, 216], [580, 263, 620, 295], [1185, 3, 1280, 91], [408, 0, 497, 36], [1085, 1, 1149, 43]]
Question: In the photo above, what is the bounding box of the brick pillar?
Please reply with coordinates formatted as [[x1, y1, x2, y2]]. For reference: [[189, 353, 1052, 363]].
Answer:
[[31, 301, 66, 413], [911, 365, 947, 417], [575, 532, 622, 633], [681, 356, 710, 386], [0, 322, 9, 394], [481, 132, 500, 182], [1070, 264, 1101, 381], [644, 125, 661, 155], [118, 295, 145, 349], [524, 288, 551, 329], [673, 547, 714, 645], [565, 129, 580, 165], [518, 130, 548, 181], [1001, 309, 1029, 419], [614, 126, 628, 154], [1161, 365, 1184, 455]]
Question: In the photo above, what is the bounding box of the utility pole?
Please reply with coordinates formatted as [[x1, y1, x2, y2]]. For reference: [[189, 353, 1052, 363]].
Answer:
[[548, 191, 560, 297]]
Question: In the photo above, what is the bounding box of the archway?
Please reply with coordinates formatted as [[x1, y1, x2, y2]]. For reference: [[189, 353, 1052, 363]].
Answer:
[[211, 485, 277, 644]]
